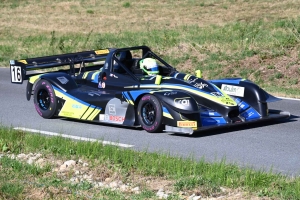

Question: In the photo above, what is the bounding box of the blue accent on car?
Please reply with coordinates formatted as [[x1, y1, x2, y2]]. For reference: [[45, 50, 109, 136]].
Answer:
[[201, 117, 227, 126], [209, 78, 243, 85], [235, 98, 250, 113], [200, 110, 222, 117], [240, 107, 261, 120], [91, 72, 100, 83], [162, 106, 170, 114], [122, 92, 131, 101]]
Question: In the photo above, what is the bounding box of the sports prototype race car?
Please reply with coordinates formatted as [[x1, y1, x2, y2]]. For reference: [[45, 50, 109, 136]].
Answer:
[[10, 46, 290, 134]]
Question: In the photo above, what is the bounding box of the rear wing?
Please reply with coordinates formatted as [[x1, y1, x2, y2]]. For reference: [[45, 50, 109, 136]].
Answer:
[[10, 49, 110, 84]]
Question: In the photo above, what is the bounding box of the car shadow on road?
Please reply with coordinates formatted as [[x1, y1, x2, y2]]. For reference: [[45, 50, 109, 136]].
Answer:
[[60, 118, 144, 131], [59, 114, 298, 137], [170, 114, 299, 138]]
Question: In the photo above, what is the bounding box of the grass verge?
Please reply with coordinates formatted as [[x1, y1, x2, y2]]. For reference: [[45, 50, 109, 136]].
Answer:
[[0, 126, 299, 199]]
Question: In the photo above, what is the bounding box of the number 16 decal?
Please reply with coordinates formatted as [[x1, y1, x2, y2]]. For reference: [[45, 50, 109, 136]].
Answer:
[[11, 66, 22, 83]]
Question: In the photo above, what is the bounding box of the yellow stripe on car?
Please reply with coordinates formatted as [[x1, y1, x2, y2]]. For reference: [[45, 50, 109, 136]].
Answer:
[[29, 74, 43, 84], [163, 112, 173, 119], [183, 74, 191, 80], [91, 72, 98, 80], [87, 109, 101, 120], [81, 107, 97, 120], [82, 72, 91, 79], [54, 89, 98, 119], [18, 60, 28, 64], [138, 84, 237, 106], [95, 49, 109, 54]]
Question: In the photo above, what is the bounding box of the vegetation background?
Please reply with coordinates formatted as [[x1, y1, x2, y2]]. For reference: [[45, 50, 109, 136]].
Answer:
[[1, 0, 300, 97]]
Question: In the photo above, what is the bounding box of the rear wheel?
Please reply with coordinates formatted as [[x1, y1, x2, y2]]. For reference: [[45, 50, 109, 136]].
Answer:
[[33, 79, 57, 119], [137, 94, 163, 133]]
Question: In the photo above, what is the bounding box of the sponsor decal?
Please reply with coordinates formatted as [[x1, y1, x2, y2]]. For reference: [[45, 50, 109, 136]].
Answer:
[[100, 114, 110, 121], [210, 92, 223, 97], [177, 121, 197, 127], [187, 78, 197, 84], [109, 115, 125, 122], [34, 103, 43, 116], [44, 84, 54, 103], [221, 84, 245, 97], [142, 122, 158, 131], [239, 102, 246, 109], [88, 91, 102, 97], [10, 60, 15, 65], [109, 73, 118, 78], [108, 104, 116, 115], [104, 63, 108, 69], [95, 49, 109, 54], [220, 98, 236, 105], [72, 104, 82, 109], [57, 76, 69, 84], [60, 111, 74, 117], [175, 97, 190, 106], [164, 91, 177, 96], [99, 114, 105, 121], [101, 82, 105, 88], [98, 81, 102, 88], [11, 66, 22, 83], [240, 107, 261, 120], [193, 82, 208, 89]]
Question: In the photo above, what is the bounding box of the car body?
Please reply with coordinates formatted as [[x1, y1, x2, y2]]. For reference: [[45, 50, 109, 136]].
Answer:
[[10, 46, 290, 134]]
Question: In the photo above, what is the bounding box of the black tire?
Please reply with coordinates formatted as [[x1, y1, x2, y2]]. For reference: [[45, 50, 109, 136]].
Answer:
[[137, 94, 163, 133], [33, 79, 57, 119]]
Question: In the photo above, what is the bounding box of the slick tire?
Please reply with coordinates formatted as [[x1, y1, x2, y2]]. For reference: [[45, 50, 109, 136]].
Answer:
[[137, 94, 163, 133], [33, 79, 57, 119]]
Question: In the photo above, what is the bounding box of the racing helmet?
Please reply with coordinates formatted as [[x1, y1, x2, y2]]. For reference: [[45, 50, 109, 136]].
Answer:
[[139, 58, 159, 75]]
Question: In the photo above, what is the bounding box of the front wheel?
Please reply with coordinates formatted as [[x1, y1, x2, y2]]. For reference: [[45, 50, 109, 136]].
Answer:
[[33, 79, 57, 119], [137, 94, 163, 133]]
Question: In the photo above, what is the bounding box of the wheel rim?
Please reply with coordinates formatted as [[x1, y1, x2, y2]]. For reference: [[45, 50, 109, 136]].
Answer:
[[37, 89, 51, 110], [141, 102, 156, 126]]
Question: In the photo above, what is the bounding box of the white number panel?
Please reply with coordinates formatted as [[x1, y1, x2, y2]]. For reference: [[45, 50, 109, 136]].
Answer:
[[10, 65, 22, 83]]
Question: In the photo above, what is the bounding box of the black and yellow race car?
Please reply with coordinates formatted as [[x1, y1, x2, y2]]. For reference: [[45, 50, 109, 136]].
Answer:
[[10, 46, 290, 134]]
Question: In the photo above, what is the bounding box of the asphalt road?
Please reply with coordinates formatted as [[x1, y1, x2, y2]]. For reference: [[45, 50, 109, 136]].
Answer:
[[1, 67, 299, 176]]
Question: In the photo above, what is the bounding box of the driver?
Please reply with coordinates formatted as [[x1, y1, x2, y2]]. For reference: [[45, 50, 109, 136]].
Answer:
[[139, 58, 159, 75]]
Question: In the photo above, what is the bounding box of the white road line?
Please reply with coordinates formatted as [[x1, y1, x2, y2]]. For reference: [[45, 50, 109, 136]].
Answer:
[[278, 97, 300, 101], [14, 127, 134, 148]]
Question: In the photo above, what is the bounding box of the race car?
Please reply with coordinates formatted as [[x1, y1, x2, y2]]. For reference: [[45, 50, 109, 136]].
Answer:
[[10, 46, 290, 134]]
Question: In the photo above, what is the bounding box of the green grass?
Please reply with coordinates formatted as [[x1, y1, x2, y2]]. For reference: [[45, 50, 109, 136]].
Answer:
[[1, 16, 300, 97], [2, 18, 299, 60], [0, 126, 300, 199]]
